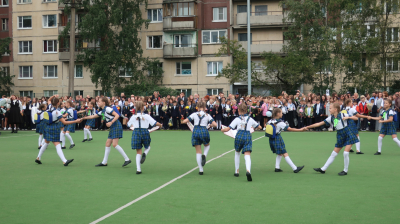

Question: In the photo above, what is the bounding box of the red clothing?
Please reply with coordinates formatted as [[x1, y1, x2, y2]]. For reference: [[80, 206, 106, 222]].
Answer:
[[357, 102, 368, 115]]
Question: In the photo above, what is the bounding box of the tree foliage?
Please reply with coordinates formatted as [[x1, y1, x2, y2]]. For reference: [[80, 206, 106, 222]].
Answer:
[[0, 37, 13, 93]]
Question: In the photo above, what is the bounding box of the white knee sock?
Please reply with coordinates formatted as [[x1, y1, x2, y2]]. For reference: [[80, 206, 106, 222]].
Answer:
[[115, 145, 129, 161], [285, 156, 297, 170], [38, 135, 43, 147], [203, 145, 210, 157], [321, 151, 338, 171], [378, 136, 383, 152], [356, 136, 361, 152], [235, 151, 240, 173], [196, 153, 203, 172], [56, 144, 67, 163], [65, 133, 74, 145], [244, 155, 251, 173], [144, 146, 151, 155], [393, 137, 400, 147], [60, 132, 65, 147], [37, 143, 49, 160], [136, 154, 142, 171], [41, 138, 46, 146], [275, 155, 282, 169], [102, 147, 111, 164], [84, 128, 88, 140], [343, 151, 349, 172], [88, 129, 92, 138]]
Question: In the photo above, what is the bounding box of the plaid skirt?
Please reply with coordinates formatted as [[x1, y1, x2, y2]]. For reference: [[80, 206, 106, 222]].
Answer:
[[108, 120, 123, 139], [44, 123, 61, 142], [36, 122, 44, 134], [192, 126, 210, 146], [235, 130, 252, 154], [380, 122, 397, 135], [347, 119, 358, 135], [64, 121, 75, 133], [336, 127, 359, 148], [86, 119, 95, 128], [131, 128, 151, 149], [269, 134, 287, 154]]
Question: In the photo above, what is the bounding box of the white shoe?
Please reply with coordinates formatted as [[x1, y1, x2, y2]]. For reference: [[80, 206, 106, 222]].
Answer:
[[263, 127, 266, 131], [3, 127, 5, 130], [8, 127, 11, 130]]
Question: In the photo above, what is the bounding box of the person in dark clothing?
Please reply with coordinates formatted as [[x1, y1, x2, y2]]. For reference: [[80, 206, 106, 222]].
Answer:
[[313, 98, 325, 131], [171, 101, 180, 130], [369, 99, 378, 132], [8, 95, 23, 133]]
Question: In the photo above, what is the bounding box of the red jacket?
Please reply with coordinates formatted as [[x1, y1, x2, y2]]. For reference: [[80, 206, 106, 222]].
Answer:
[[357, 102, 368, 115]]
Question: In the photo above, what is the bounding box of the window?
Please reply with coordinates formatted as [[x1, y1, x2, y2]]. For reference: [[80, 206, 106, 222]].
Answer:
[[148, 62, 163, 76], [383, 58, 399, 72], [75, 65, 83, 78], [119, 67, 132, 77], [384, 0, 399, 13], [43, 40, 57, 53], [43, 15, 57, 28], [74, 90, 83, 97], [2, 18, 8, 31], [213, 7, 227, 22], [176, 62, 191, 75], [20, 91, 33, 97], [207, 89, 223, 95], [174, 34, 192, 47], [94, 90, 103, 97], [148, 9, 162, 22], [255, 5, 268, 16], [18, 0, 31, 3], [44, 90, 58, 97], [1, 0, 8, 6], [43, 65, 58, 78], [387, 28, 399, 42], [176, 89, 192, 96], [43, 0, 57, 2], [148, 36, 162, 49], [321, 5, 327, 17], [19, 41, 32, 54], [202, 30, 226, 44], [3, 44, 9, 56], [207, 61, 223, 76], [18, 16, 32, 29], [237, 5, 248, 13], [1, 67, 9, 75], [173, 2, 194, 16], [19, 66, 33, 79], [238, 33, 252, 44]]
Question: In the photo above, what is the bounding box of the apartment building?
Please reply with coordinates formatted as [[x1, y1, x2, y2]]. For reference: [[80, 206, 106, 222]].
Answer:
[[0, 0, 12, 95]]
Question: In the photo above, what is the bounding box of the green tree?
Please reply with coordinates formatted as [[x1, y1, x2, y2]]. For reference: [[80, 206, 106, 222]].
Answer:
[[0, 37, 12, 94]]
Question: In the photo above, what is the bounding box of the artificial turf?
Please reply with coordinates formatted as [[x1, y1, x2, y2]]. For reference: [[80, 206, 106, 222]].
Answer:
[[0, 130, 400, 224]]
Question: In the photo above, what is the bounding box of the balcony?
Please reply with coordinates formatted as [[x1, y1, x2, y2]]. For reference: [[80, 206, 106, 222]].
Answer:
[[58, 23, 80, 34], [59, 46, 100, 61], [163, 16, 197, 31], [163, 44, 197, 58], [238, 40, 285, 56], [236, 11, 287, 27]]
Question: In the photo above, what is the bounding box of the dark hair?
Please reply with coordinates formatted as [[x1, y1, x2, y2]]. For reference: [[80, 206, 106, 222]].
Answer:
[[39, 104, 47, 110], [51, 97, 59, 106], [384, 98, 392, 106], [272, 108, 282, 118], [344, 99, 352, 106], [100, 97, 110, 106]]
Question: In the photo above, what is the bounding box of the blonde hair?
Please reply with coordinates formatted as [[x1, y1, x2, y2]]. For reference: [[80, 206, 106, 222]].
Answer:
[[135, 101, 145, 120], [238, 103, 247, 114], [272, 108, 282, 118], [332, 103, 340, 113], [197, 101, 206, 109]]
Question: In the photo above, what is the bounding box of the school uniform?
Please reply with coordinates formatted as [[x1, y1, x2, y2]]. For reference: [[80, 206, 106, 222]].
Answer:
[[369, 104, 378, 131], [379, 109, 397, 136], [314, 103, 325, 131], [127, 112, 157, 150], [151, 104, 162, 123], [179, 105, 186, 129], [188, 112, 214, 146], [229, 115, 259, 154], [64, 108, 76, 133], [324, 113, 359, 148], [345, 107, 359, 135], [98, 106, 123, 139], [305, 106, 314, 126], [287, 103, 296, 128], [43, 109, 63, 142], [171, 105, 180, 129], [267, 119, 288, 154], [297, 104, 306, 128], [35, 110, 45, 134], [214, 105, 223, 129], [85, 109, 97, 128]]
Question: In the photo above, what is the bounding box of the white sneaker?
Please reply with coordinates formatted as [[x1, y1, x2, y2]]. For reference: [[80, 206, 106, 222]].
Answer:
[[8, 127, 11, 130], [263, 127, 266, 131], [3, 127, 5, 130]]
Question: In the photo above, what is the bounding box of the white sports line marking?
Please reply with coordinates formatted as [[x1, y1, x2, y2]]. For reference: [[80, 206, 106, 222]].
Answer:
[[89, 135, 265, 224]]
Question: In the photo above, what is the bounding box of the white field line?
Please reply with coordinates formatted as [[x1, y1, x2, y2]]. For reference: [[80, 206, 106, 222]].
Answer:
[[89, 135, 265, 224]]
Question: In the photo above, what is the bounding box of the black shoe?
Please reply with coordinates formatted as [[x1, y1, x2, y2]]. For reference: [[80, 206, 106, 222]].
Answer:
[[11, 130, 14, 133], [374, 152, 381, 155], [313, 168, 325, 174], [338, 171, 347, 176], [136, 171, 142, 174], [35, 159, 42, 164], [234, 173, 239, 177], [38, 146, 41, 150], [275, 168, 283, 172], [350, 149, 354, 152], [88, 138, 93, 141], [201, 155, 206, 167], [122, 160, 131, 167], [64, 159, 74, 166], [95, 163, 107, 167], [246, 172, 252, 181], [82, 139, 87, 142], [356, 151, 364, 154], [140, 153, 146, 164], [61, 146, 66, 149], [294, 166, 305, 173], [69, 144, 75, 149], [199, 172, 203, 175]]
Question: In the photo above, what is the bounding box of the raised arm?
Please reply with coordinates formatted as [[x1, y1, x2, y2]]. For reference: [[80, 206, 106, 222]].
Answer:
[[82, 114, 99, 120], [306, 121, 326, 129], [287, 127, 306, 132], [342, 116, 358, 121]]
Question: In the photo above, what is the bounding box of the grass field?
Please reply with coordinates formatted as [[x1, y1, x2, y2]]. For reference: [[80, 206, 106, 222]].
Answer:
[[1, 130, 400, 224]]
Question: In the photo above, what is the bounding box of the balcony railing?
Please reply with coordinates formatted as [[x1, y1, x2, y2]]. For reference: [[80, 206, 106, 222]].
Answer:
[[236, 11, 288, 26], [163, 16, 197, 31], [58, 47, 100, 61], [238, 40, 285, 55], [58, 23, 80, 34], [163, 44, 197, 58]]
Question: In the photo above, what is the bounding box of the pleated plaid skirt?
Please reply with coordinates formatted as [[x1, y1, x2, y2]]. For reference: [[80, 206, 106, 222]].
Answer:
[[108, 120, 123, 139], [336, 127, 359, 148], [86, 119, 95, 128], [235, 130, 252, 154], [347, 119, 358, 135], [380, 122, 397, 135], [64, 120, 75, 133], [36, 122, 44, 134], [269, 134, 287, 154], [131, 128, 151, 149], [44, 122, 61, 142], [192, 126, 210, 146]]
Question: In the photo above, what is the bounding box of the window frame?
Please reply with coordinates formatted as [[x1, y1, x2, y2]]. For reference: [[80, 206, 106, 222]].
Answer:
[[384, 58, 399, 72], [174, 34, 192, 47], [387, 27, 399, 42], [206, 61, 223, 76], [75, 64, 83, 78], [18, 16, 32, 29], [176, 89, 192, 96], [18, 41, 32, 54], [42, 15, 57, 28], [207, 89, 223, 96], [18, 0, 31, 3], [43, 0, 57, 2], [0, 0, 9, 7], [2, 18, 8, 31], [19, 91, 33, 97], [147, 9, 163, 23], [119, 66, 132, 77], [43, 40, 58, 53], [19, 66, 33, 79], [176, 62, 192, 75], [147, 35, 163, 49], [212, 7, 227, 22], [43, 90, 58, 97], [202, 30, 227, 44], [43, 65, 58, 79]]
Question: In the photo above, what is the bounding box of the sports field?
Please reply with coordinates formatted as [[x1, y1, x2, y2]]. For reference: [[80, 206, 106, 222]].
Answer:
[[1, 130, 400, 224]]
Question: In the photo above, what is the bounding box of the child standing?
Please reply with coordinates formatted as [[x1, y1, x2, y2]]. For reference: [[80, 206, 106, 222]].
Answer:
[[127, 101, 162, 174], [305, 101, 314, 128], [369, 99, 400, 155], [344, 99, 369, 154], [36, 104, 47, 149], [267, 108, 305, 173], [221, 104, 262, 181], [61, 101, 76, 149], [306, 103, 359, 176], [81, 102, 96, 142], [181, 101, 217, 175]]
